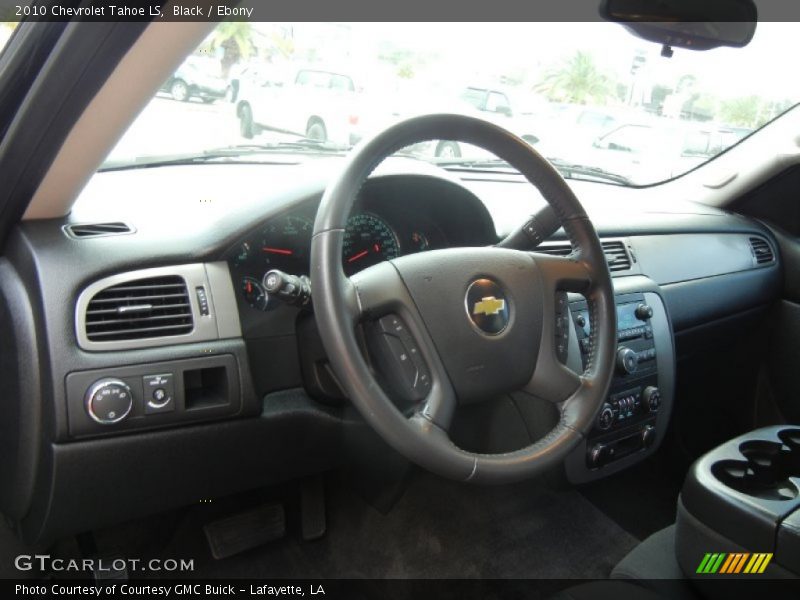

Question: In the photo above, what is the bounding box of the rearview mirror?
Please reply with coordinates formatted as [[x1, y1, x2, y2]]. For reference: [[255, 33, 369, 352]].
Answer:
[[599, 0, 757, 50]]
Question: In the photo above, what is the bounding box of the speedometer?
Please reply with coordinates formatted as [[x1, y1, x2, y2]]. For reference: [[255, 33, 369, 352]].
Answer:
[[342, 213, 400, 275]]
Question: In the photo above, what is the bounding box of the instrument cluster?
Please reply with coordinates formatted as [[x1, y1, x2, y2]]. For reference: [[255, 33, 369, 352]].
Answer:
[[229, 209, 447, 311]]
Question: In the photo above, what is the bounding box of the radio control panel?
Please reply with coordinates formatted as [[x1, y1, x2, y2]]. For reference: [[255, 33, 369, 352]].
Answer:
[[564, 290, 674, 482]]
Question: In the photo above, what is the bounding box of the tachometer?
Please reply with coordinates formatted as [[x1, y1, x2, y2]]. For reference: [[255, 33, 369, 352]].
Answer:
[[260, 215, 313, 274], [343, 213, 400, 275]]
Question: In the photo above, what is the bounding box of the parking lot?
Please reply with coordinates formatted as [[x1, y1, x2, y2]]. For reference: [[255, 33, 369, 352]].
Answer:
[[106, 95, 296, 164]]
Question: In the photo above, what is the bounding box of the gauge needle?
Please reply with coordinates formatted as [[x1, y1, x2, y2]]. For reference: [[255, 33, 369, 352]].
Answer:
[[262, 247, 293, 255], [347, 249, 369, 263], [246, 281, 253, 293]]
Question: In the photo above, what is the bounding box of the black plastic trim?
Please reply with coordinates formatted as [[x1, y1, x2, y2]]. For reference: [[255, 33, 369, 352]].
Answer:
[[19, 389, 356, 545], [661, 267, 781, 332], [0, 21, 148, 248], [0, 259, 43, 520]]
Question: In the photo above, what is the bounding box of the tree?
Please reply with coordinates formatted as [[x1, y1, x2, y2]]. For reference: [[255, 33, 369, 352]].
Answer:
[[397, 63, 415, 79], [720, 96, 764, 128], [204, 23, 254, 77], [683, 93, 718, 122], [535, 51, 616, 105]]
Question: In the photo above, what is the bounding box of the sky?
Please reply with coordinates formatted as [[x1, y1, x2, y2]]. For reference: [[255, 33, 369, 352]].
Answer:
[[257, 22, 800, 104]]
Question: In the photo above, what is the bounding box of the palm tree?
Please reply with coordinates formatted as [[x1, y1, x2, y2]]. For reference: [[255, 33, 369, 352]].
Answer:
[[204, 23, 254, 77], [536, 51, 615, 105]]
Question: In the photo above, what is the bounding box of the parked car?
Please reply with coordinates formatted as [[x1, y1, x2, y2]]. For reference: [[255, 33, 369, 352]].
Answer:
[[367, 84, 543, 159], [548, 118, 752, 184], [159, 55, 229, 103], [430, 86, 543, 157], [530, 103, 642, 153], [235, 65, 362, 145]]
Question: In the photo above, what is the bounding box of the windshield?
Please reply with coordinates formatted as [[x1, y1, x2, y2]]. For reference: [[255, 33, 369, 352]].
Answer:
[[0, 22, 15, 51], [104, 22, 800, 186]]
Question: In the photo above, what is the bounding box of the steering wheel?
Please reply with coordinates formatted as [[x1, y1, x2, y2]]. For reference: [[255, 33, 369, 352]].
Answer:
[[310, 114, 616, 484]]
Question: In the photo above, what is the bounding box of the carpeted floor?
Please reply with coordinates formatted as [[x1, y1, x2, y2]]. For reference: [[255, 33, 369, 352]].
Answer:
[[152, 471, 640, 580]]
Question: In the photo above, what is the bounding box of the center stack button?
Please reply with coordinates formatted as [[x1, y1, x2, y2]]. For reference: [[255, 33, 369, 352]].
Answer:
[[143, 373, 176, 414]]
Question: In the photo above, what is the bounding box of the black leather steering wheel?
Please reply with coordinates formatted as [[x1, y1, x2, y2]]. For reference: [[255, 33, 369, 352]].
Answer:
[[310, 114, 616, 484]]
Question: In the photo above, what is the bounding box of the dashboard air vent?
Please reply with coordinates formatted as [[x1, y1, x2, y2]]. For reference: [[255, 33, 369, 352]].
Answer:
[[85, 275, 194, 342], [749, 237, 775, 265], [536, 240, 632, 272], [601, 240, 632, 272], [65, 222, 133, 239]]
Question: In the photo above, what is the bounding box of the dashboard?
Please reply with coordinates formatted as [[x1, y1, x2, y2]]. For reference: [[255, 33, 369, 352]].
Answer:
[[225, 174, 496, 317], [0, 157, 784, 544]]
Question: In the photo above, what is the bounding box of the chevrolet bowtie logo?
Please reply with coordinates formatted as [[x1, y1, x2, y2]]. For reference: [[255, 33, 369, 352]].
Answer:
[[473, 296, 506, 316]]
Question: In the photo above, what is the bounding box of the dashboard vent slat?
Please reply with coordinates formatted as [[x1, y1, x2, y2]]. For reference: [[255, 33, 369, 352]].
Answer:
[[535, 240, 632, 272], [601, 240, 632, 272], [749, 237, 775, 265], [84, 275, 194, 342], [65, 222, 134, 239]]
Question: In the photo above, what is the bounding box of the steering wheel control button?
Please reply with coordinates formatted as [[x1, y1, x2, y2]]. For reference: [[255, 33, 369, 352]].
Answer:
[[143, 373, 175, 414], [465, 278, 509, 336], [554, 292, 570, 364], [555, 291, 568, 315], [367, 315, 431, 404], [85, 378, 133, 425]]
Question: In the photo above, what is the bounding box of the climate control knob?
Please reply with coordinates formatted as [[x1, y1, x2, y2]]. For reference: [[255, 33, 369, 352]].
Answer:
[[85, 378, 133, 425], [616, 347, 638, 375], [642, 386, 662, 412], [597, 403, 615, 430]]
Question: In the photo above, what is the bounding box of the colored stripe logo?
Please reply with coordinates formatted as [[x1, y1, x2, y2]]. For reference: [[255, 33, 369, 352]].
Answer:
[[696, 552, 773, 574]]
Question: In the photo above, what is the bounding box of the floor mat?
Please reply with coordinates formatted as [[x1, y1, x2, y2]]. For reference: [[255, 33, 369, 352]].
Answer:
[[579, 460, 683, 540], [155, 472, 639, 580]]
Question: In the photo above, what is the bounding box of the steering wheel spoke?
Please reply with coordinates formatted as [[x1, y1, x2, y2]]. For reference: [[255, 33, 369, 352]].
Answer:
[[525, 352, 583, 404], [348, 260, 410, 320], [349, 262, 457, 431], [532, 252, 593, 295], [524, 252, 595, 403]]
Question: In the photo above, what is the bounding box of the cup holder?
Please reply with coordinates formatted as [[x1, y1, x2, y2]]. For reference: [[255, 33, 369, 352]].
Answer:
[[778, 428, 800, 471], [710, 434, 800, 501]]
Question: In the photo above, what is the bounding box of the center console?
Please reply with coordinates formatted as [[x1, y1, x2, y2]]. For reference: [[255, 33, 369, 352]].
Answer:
[[564, 285, 675, 483], [677, 426, 800, 578]]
